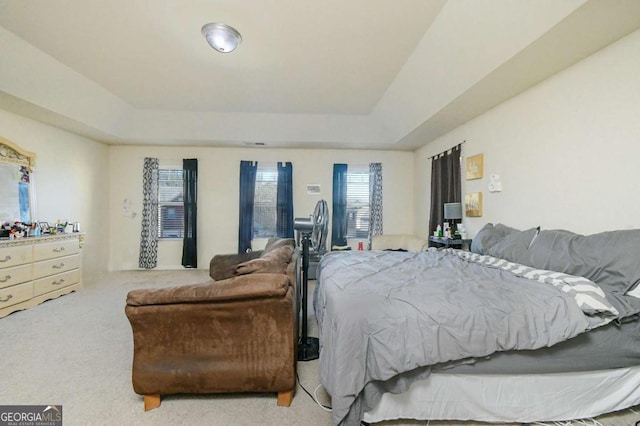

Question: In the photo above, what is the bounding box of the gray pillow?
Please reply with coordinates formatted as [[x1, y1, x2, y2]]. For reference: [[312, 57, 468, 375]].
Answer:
[[486, 227, 539, 263], [521, 229, 640, 293], [471, 223, 518, 254]]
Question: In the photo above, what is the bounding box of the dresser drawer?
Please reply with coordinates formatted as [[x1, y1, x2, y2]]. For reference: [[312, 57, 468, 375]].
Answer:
[[34, 269, 79, 296], [0, 245, 33, 268], [33, 254, 80, 279], [33, 240, 80, 262], [0, 282, 33, 309], [0, 264, 32, 289]]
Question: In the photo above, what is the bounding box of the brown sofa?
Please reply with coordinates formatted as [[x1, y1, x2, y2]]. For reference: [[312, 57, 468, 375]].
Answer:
[[125, 238, 299, 411]]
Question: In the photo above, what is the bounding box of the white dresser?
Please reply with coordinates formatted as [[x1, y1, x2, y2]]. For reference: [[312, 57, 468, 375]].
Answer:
[[0, 233, 84, 319]]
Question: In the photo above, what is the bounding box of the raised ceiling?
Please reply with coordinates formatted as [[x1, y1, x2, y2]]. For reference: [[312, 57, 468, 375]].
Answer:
[[1, 0, 639, 150]]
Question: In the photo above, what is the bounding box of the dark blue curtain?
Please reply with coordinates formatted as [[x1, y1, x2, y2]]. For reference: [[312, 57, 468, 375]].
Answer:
[[331, 163, 348, 248], [276, 162, 294, 238], [182, 159, 198, 268], [238, 161, 258, 253]]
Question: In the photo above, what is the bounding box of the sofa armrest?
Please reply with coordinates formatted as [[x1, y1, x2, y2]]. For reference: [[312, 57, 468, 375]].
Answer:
[[126, 274, 289, 307], [405, 235, 428, 252], [209, 251, 262, 281]]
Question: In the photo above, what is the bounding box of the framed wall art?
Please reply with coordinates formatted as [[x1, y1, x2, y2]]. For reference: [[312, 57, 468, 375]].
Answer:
[[464, 192, 483, 217], [465, 154, 484, 180]]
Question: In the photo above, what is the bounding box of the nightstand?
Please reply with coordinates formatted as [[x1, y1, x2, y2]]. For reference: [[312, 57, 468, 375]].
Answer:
[[429, 236, 472, 250]]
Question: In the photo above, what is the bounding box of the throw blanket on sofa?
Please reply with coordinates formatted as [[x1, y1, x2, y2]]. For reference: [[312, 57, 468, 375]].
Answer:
[[314, 249, 619, 426]]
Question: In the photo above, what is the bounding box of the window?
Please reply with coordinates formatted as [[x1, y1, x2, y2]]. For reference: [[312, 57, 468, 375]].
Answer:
[[157, 168, 184, 238], [346, 166, 370, 239], [253, 164, 278, 238]]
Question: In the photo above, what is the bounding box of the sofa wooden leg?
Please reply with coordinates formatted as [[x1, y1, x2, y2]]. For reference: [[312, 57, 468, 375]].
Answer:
[[144, 394, 161, 411], [277, 390, 293, 407]]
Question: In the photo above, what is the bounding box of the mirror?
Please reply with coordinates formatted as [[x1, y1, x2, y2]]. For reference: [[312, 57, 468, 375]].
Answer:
[[0, 137, 36, 224]]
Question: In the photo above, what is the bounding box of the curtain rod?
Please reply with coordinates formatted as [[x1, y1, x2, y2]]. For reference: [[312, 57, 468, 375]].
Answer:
[[428, 140, 465, 160]]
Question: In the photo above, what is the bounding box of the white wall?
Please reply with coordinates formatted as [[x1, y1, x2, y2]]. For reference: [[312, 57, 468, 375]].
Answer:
[[415, 29, 640, 238], [5, 26, 639, 276], [0, 108, 110, 285], [109, 146, 413, 270]]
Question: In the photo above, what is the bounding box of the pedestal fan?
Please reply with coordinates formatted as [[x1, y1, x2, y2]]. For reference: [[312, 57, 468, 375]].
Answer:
[[294, 200, 328, 361]]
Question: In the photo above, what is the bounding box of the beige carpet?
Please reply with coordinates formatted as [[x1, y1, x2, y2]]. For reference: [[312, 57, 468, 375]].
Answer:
[[1, 269, 639, 426]]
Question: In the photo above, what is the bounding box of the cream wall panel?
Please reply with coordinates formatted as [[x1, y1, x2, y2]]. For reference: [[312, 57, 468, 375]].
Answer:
[[109, 146, 413, 270], [374, 0, 585, 140], [415, 29, 640, 238], [0, 108, 110, 285]]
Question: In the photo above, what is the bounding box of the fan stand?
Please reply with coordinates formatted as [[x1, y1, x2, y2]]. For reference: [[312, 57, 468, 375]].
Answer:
[[297, 232, 319, 361]]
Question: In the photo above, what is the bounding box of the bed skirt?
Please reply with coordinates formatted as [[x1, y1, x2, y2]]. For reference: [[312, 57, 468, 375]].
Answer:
[[363, 367, 640, 423]]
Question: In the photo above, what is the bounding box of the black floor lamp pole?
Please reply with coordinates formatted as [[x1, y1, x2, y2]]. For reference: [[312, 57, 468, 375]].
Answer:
[[298, 234, 319, 361]]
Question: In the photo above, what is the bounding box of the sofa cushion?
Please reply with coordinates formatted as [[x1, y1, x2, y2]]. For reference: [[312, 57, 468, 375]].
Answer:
[[263, 237, 295, 254], [209, 251, 260, 281], [235, 245, 294, 276]]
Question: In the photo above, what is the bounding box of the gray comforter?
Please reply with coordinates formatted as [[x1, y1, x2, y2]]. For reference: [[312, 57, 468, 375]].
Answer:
[[314, 249, 620, 426]]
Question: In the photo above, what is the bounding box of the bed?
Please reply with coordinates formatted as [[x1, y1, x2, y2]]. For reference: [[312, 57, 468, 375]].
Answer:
[[314, 224, 640, 425]]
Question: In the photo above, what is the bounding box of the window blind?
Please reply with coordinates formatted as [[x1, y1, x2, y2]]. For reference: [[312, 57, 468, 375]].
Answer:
[[253, 165, 278, 238], [157, 168, 184, 238], [346, 166, 370, 239]]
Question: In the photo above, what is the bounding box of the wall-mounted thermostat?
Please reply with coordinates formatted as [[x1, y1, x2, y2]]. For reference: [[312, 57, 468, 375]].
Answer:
[[306, 184, 321, 195]]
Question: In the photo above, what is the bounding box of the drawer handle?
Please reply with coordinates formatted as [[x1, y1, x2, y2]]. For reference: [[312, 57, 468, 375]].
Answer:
[[0, 275, 11, 283], [0, 294, 12, 303], [53, 247, 66, 253], [0, 255, 11, 263], [52, 263, 65, 269], [52, 279, 65, 286]]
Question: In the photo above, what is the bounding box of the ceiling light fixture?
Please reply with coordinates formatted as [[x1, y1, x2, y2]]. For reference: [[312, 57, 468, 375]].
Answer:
[[201, 23, 242, 53]]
